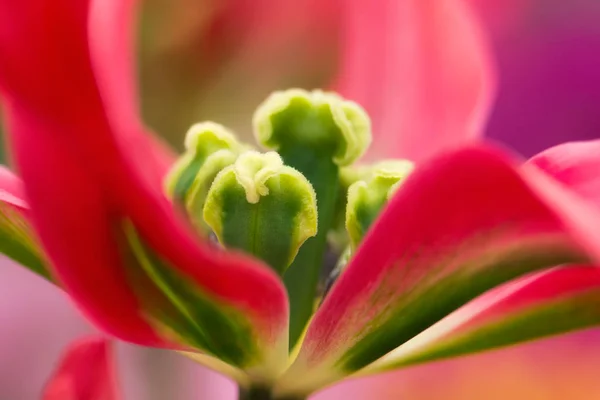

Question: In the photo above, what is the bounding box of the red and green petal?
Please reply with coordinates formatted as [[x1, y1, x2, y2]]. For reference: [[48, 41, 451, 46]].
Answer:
[[365, 266, 600, 371], [92, 0, 289, 372], [335, 0, 496, 161], [278, 145, 600, 396], [42, 336, 119, 400], [0, 0, 288, 374], [0, 166, 52, 281]]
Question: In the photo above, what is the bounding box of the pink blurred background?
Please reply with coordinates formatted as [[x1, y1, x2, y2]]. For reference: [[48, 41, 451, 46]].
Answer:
[[2, 0, 600, 399]]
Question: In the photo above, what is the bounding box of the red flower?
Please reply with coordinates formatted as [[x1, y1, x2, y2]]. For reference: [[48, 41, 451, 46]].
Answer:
[[0, 0, 598, 398]]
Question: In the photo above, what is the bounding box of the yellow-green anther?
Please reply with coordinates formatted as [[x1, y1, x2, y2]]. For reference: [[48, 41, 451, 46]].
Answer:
[[164, 122, 243, 207], [203, 151, 318, 275], [346, 160, 414, 249], [253, 89, 372, 166]]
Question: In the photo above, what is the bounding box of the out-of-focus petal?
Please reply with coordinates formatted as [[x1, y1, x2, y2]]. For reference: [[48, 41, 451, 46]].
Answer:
[[366, 266, 600, 371], [278, 145, 600, 396], [42, 337, 119, 400], [335, 0, 496, 161], [91, 0, 289, 372], [527, 139, 600, 207], [4, 110, 163, 344], [138, 0, 341, 141]]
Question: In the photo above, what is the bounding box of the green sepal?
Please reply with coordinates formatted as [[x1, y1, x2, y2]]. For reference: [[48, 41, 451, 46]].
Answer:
[[203, 151, 317, 275], [346, 160, 413, 249], [252, 89, 372, 348]]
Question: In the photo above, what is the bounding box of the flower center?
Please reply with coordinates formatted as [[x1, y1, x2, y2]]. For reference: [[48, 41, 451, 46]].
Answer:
[[164, 89, 413, 348]]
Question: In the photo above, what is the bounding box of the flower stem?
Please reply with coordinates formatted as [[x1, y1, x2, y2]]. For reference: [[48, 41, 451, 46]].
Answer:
[[280, 147, 340, 348], [238, 386, 307, 400]]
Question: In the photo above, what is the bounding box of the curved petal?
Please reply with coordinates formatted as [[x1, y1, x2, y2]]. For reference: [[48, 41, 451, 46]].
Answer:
[[366, 266, 600, 372], [0, 166, 52, 281], [0, 0, 289, 368], [527, 139, 600, 207], [278, 145, 600, 396], [88, 0, 289, 366], [0, 0, 167, 342], [4, 110, 163, 345], [42, 336, 119, 400], [335, 0, 496, 161]]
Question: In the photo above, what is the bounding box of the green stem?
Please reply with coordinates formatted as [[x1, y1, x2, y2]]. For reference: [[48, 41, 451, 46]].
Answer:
[[280, 146, 339, 348], [238, 386, 273, 400], [238, 386, 307, 400]]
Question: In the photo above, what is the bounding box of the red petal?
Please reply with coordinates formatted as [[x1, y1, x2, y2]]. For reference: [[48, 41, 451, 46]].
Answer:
[[4, 112, 162, 344], [87, 0, 289, 346], [527, 139, 600, 207], [42, 337, 119, 400], [280, 145, 600, 394], [335, 0, 496, 161], [0, 0, 288, 353]]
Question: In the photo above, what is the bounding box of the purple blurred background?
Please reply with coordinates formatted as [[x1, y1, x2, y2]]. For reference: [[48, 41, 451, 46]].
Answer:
[[483, 0, 600, 156], [1, 0, 599, 399]]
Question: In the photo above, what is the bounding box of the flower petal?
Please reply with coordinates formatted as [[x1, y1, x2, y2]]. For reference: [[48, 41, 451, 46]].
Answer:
[[0, 166, 52, 281], [42, 336, 119, 400], [278, 145, 600, 395], [335, 0, 496, 161], [366, 266, 600, 371], [0, 0, 289, 366], [4, 113, 162, 345], [527, 139, 600, 207], [90, 0, 290, 366]]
